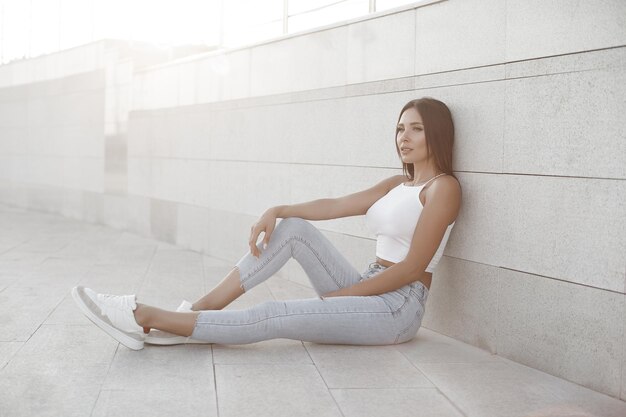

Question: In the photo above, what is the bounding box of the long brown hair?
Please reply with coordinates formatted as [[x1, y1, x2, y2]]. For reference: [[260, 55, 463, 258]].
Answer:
[[395, 97, 457, 182]]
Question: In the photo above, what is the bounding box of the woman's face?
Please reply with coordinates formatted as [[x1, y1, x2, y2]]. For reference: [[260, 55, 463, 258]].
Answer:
[[396, 107, 428, 164]]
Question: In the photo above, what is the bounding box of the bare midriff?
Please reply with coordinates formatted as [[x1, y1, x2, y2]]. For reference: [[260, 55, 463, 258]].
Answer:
[[375, 257, 432, 290]]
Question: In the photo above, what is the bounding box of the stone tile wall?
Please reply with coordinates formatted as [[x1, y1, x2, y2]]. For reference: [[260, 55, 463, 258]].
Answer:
[[0, 0, 624, 401]]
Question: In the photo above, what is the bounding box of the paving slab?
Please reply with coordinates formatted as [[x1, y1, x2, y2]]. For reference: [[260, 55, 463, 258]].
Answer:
[[0, 204, 624, 417]]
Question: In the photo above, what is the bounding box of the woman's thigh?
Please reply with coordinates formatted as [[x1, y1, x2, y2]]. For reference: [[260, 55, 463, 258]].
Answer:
[[277, 295, 400, 345], [382, 283, 428, 344], [236, 217, 362, 295], [360, 264, 429, 344]]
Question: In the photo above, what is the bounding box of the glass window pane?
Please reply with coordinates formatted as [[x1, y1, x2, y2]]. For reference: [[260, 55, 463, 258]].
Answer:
[[30, 0, 61, 58], [60, 0, 93, 50], [92, 0, 131, 42], [289, 0, 344, 16], [376, 0, 420, 12], [2, 0, 402, 63], [288, 0, 369, 33], [2, 0, 30, 62], [177, 0, 221, 46], [223, 19, 283, 48], [0, 0, 30, 62], [223, 0, 282, 29], [92, 0, 221, 47], [222, 0, 283, 48]]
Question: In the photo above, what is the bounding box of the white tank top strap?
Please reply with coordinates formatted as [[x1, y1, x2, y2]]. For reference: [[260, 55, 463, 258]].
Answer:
[[421, 173, 447, 187]]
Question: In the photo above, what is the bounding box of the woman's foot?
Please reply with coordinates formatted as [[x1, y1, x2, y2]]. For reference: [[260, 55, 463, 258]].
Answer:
[[71, 286, 145, 350]]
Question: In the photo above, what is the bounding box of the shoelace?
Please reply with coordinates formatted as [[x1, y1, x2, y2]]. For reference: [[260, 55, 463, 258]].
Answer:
[[96, 293, 133, 313], [97, 293, 122, 304]]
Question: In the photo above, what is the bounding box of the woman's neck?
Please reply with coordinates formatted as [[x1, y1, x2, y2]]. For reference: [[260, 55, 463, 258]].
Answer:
[[411, 164, 441, 184]]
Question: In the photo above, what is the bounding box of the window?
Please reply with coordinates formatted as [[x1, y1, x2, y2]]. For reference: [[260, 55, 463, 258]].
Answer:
[[0, 0, 424, 64]]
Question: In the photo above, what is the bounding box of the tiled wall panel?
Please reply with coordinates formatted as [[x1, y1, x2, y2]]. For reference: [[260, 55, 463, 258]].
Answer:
[[506, 0, 626, 62], [496, 267, 625, 398], [0, 0, 624, 402], [414, 0, 506, 75], [504, 65, 626, 179]]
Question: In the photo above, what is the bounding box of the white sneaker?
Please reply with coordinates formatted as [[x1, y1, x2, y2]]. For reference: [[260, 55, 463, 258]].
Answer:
[[144, 299, 211, 346], [71, 286, 145, 350]]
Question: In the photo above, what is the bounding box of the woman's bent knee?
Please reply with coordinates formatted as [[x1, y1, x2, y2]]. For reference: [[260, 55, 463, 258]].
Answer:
[[277, 217, 313, 233]]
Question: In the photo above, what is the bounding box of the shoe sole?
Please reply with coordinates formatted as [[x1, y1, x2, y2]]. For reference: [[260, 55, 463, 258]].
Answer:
[[144, 330, 211, 346], [71, 286, 144, 351]]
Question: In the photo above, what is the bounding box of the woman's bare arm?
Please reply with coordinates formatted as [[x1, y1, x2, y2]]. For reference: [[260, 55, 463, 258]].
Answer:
[[271, 175, 406, 221], [248, 175, 405, 257]]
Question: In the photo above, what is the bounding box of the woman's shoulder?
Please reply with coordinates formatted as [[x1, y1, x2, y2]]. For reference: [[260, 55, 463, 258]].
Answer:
[[379, 175, 409, 193], [390, 174, 409, 188], [424, 174, 462, 209], [434, 173, 461, 190]]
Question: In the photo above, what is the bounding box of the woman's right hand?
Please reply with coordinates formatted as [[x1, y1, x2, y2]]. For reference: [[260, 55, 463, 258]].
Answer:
[[249, 208, 278, 258]]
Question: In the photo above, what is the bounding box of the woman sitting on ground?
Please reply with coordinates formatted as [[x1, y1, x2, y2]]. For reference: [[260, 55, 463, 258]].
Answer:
[[72, 97, 462, 350]]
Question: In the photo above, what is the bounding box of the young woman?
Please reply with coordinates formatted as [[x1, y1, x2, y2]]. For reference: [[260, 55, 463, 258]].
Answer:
[[72, 97, 462, 350]]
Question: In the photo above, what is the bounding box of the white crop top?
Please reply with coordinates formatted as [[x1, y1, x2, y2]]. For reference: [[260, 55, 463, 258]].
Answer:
[[365, 174, 455, 273]]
